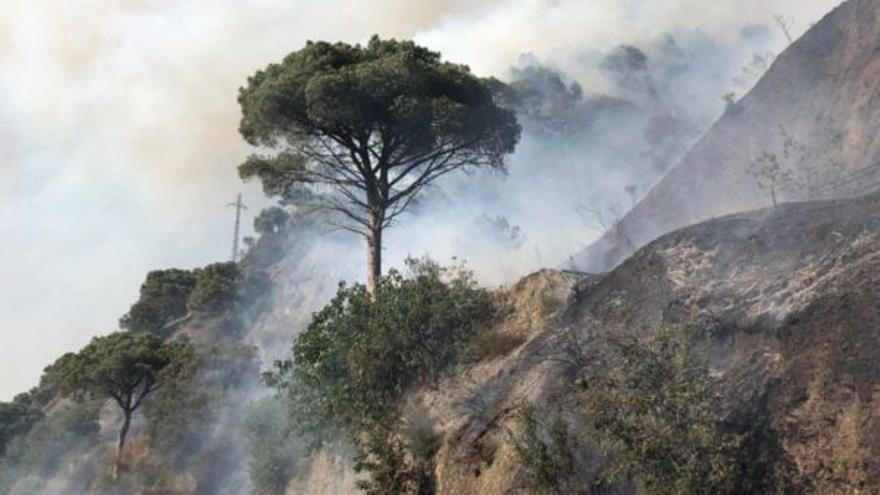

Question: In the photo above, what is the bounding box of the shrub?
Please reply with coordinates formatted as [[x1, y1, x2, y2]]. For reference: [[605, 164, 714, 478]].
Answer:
[[269, 258, 493, 440], [144, 343, 258, 463], [0, 399, 101, 492], [244, 398, 298, 495], [579, 326, 741, 495], [0, 393, 45, 459], [266, 258, 492, 491], [510, 403, 578, 495]]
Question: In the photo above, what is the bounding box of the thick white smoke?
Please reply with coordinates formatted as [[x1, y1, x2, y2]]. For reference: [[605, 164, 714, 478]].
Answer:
[[0, 0, 844, 399]]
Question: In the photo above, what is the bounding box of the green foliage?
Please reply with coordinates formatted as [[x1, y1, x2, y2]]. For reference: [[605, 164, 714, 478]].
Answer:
[[238, 35, 519, 167], [47, 332, 174, 404], [45, 331, 177, 474], [185, 262, 272, 336], [238, 35, 520, 293], [266, 259, 491, 491], [354, 423, 438, 495], [143, 343, 258, 462], [0, 396, 42, 459], [510, 403, 578, 495], [120, 269, 198, 334], [244, 398, 298, 495], [242, 207, 291, 270], [269, 259, 493, 441], [187, 263, 243, 314], [579, 326, 741, 495], [0, 399, 101, 492], [120, 261, 272, 338]]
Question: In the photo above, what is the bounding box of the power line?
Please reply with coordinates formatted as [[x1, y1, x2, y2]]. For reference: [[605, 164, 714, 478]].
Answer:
[[226, 193, 248, 262]]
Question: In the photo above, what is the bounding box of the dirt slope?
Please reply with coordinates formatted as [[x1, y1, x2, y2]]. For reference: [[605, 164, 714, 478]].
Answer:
[[299, 191, 880, 494], [575, 0, 880, 272]]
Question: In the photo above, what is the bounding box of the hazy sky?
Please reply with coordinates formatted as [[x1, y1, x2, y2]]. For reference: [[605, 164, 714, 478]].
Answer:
[[0, 0, 843, 400]]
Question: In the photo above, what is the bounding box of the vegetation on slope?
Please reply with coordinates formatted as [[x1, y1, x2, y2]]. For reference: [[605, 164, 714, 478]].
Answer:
[[264, 257, 495, 494]]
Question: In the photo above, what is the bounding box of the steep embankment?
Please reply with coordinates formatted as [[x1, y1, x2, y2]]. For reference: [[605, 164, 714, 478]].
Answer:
[[575, 0, 880, 272], [300, 191, 880, 494]]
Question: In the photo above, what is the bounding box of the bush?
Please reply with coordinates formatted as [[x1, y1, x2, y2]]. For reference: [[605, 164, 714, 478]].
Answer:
[[353, 424, 438, 495], [244, 398, 298, 495], [144, 343, 258, 463], [579, 326, 741, 495], [266, 258, 492, 491], [0, 399, 101, 492], [183, 262, 271, 337], [269, 258, 493, 440], [0, 394, 45, 459], [510, 403, 578, 495]]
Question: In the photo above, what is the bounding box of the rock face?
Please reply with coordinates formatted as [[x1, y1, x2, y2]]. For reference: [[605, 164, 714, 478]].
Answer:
[[575, 0, 880, 272], [300, 191, 880, 494]]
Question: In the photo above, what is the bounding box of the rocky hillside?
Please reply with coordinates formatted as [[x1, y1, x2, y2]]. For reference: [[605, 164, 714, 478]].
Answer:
[[297, 191, 880, 494], [575, 0, 880, 272]]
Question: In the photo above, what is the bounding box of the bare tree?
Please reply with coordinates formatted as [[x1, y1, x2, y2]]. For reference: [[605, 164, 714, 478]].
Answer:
[[750, 151, 791, 208], [773, 14, 795, 45], [576, 197, 624, 234], [732, 52, 776, 90]]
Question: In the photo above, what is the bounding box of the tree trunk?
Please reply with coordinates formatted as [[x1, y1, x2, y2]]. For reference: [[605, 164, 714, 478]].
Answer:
[[114, 408, 132, 479], [366, 209, 384, 300]]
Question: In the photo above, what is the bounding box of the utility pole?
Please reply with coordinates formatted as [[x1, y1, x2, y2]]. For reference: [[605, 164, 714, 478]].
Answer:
[[227, 193, 248, 262]]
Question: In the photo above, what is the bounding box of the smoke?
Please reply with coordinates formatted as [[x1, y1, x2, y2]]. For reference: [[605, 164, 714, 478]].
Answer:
[[0, 0, 849, 492], [0, 0, 842, 403], [0, 0, 507, 401]]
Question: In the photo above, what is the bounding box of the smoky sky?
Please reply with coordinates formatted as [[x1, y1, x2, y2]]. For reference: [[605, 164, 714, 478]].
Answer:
[[0, 0, 843, 400]]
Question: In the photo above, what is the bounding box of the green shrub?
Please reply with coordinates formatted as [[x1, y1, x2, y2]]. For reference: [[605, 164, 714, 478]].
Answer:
[[354, 424, 438, 495], [144, 343, 258, 463], [266, 258, 492, 491], [244, 398, 298, 495], [0, 394, 45, 459], [269, 258, 493, 440], [510, 403, 577, 495], [0, 399, 101, 492], [579, 326, 741, 495]]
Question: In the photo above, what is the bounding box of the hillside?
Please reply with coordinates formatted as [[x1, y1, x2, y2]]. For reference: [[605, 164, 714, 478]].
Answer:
[[293, 191, 880, 494], [5, 2, 880, 493], [5, 190, 878, 494], [574, 0, 880, 272]]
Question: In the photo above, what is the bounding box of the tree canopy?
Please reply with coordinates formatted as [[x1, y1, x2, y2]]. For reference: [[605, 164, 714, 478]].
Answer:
[[47, 332, 177, 474], [120, 269, 197, 334], [237, 35, 520, 294]]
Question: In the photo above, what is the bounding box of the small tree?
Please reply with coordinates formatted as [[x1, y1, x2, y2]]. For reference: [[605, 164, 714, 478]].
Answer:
[[773, 14, 795, 45], [237, 36, 520, 296], [48, 332, 176, 476], [750, 151, 793, 208]]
